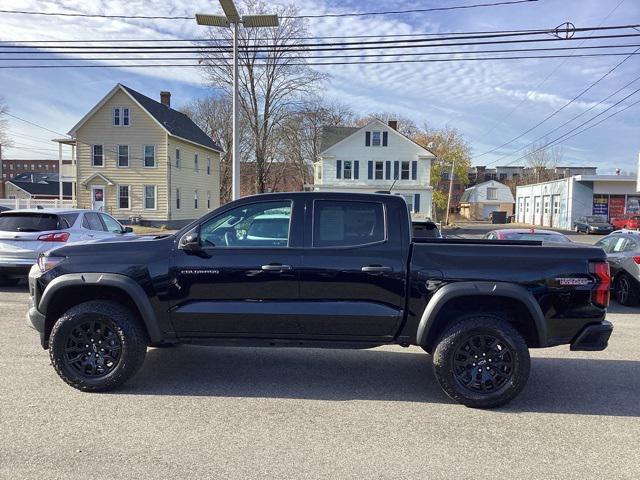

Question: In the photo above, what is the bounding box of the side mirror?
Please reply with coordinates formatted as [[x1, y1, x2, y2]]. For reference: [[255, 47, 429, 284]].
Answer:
[[122, 226, 134, 234], [180, 232, 202, 251]]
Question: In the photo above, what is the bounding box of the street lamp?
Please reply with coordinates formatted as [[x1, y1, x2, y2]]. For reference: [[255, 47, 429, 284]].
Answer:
[[196, 1, 279, 201]]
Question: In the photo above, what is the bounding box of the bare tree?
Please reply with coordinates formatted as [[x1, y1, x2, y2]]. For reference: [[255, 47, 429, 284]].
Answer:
[[0, 97, 12, 152], [354, 112, 420, 138], [278, 99, 355, 187], [181, 94, 250, 203], [199, 0, 325, 194], [523, 140, 563, 182]]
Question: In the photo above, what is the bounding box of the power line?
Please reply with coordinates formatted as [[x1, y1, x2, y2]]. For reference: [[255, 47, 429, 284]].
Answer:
[[474, 45, 640, 159], [4, 44, 639, 63], [1, 52, 639, 69], [474, 0, 627, 140], [0, 1, 539, 21], [3, 32, 640, 55]]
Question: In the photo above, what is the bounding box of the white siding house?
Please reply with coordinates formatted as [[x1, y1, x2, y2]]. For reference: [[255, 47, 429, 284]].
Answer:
[[310, 119, 435, 218], [460, 180, 514, 220]]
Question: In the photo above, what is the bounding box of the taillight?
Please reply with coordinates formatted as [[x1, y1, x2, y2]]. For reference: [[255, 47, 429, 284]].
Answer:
[[590, 261, 611, 308], [633, 256, 640, 265], [37, 232, 70, 242]]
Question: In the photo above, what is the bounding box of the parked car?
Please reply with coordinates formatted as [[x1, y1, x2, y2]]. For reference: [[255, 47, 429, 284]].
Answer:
[[484, 228, 572, 244], [412, 219, 442, 239], [0, 205, 12, 213], [0, 208, 134, 286], [594, 230, 640, 306], [610, 214, 640, 231], [573, 215, 614, 234], [27, 192, 612, 409]]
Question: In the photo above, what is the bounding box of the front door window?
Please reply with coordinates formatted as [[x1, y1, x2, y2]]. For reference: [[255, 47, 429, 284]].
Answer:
[[92, 187, 105, 211]]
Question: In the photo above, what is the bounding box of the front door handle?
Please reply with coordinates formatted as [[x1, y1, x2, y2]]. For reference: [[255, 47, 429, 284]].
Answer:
[[361, 265, 393, 273], [261, 264, 292, 271]]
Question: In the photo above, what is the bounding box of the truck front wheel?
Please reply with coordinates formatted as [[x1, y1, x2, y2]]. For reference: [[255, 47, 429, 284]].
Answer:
[[432, 315, 530, 409], [48, 301, 147, 392]]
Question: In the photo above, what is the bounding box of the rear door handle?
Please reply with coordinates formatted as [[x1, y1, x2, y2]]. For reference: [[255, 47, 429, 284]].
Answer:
[[261, 264, 292, 271], [361, 265, 393, 273]]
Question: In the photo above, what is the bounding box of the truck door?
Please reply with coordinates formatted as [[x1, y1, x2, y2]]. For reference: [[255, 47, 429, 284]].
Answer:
[[298, 197, 408, 339], [169, 198, 304, 336]]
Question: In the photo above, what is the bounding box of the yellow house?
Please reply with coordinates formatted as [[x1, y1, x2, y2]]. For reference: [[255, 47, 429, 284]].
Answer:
[[68, 84, 222, 227]]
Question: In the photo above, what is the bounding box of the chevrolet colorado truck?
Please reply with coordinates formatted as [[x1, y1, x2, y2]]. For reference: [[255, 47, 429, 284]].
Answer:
[[27, 192, 613, 408]]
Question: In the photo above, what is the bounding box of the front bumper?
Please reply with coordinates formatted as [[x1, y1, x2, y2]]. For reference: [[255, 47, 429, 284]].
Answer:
[[26, 302, 47, 349], [570, 320, 613, 351]]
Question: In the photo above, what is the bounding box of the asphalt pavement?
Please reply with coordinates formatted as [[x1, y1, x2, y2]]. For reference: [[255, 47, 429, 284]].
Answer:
[[1, 283, 638, 479]]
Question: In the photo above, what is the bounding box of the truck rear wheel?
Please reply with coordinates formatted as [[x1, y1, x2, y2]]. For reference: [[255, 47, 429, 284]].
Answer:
[[432, 315, 530, 409], [49, 301, 147, 392]]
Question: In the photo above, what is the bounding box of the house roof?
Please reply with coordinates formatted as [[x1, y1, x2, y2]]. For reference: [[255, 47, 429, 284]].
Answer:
[[319, 126, 360, 153], [319, 119, 435, 157], [68, 84, 222, 153], [461, 180, 513, 203], [8, 180, 72, 197]]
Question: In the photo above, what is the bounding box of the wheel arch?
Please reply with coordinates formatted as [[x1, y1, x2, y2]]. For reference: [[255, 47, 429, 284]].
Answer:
[[39, 273, 163, 348], [416, 282, 547, 352]]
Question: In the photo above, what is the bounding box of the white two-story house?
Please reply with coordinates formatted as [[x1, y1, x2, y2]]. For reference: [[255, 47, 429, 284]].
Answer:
[[311, 119, 435, 218]]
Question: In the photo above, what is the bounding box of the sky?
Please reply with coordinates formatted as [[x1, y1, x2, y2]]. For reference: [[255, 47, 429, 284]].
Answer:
[[0, 0, 639, 174]]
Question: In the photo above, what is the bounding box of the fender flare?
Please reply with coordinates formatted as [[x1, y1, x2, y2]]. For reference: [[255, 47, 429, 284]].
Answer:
[[415, 281, 547, 348], [39, 273, 162, 343]]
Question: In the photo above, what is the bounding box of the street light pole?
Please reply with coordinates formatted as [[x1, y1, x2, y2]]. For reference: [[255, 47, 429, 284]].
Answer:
[[445, 159, 455, 226], [196, 1, 279, 202]]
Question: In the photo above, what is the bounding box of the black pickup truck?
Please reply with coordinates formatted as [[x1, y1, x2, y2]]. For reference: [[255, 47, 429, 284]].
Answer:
[[27, 192, 613, 408]]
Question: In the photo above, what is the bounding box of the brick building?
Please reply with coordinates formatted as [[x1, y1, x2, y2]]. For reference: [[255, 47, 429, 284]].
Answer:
[[0, 159, 71, 197]]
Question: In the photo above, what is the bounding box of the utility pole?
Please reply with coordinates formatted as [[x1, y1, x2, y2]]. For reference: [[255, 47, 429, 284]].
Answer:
[[445, 158, 456, 226], [196, 1, 279, 201]]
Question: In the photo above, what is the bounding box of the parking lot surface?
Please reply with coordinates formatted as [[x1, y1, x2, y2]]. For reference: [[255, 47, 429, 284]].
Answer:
[[1, 284, 638, 480]]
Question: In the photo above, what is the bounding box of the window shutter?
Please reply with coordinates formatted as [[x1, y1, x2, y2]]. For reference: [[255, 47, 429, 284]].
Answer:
[[382, 131, 388, 147], [365, 131, 371, 146], [354, 160, 360, 179], [411, 161, 418, 180], [414, 194, 421, 213], [336, 160, 342, 179], [394, 161, 399, 179], [385, 161, 391, 180], [368, 161, 373, 179]]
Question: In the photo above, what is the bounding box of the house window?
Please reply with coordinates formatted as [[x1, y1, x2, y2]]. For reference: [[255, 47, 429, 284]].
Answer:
[[143, 145, 155, 167], [401, 161, 410, 180], [31, 164, 35, 170], [176, 188, 181, 209], [144, 185, 156, 209], [207, 157, 211, 175], [113, 108, 120, 126], [343, 160, 352, 179], [499, 173, 508, 181], [9, 164, 13, 170], [92, 146, 104, 166], [487, 187, 498, 200], [118, 185, 130, 209], [194, 153, 199, 172], [175, 148, 181, 168], [375, 161, 384, 180], [207, 191, 211, 209], [194, 190, 199, 209], [123, 108, 129, 126], [372, 131, 381, 147], [117, 145, 129, 167]]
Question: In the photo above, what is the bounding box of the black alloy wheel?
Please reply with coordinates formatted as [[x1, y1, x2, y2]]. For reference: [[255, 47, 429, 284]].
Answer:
[[452, 334, 513, 394], [63, 319, 122, 378]]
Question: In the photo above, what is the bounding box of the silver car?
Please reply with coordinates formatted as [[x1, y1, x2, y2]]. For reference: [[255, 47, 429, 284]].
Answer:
[[0, 208, 133, 286], [594, 230, 640, 306]]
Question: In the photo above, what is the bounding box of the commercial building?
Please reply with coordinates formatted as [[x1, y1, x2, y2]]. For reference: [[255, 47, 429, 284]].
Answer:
[[459, 180, 514, 220], [515, 174, 639, 230]]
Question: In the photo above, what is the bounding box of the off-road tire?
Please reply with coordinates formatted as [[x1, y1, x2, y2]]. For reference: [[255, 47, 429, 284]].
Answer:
[[432, 315, 530, 409], [49, 301, 147, 392]]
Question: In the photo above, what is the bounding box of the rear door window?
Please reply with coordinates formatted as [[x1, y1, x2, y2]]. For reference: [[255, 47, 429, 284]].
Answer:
[[312, 200, 385, 247], [0, 213, 61, 232], [82, 212, 106, 231]]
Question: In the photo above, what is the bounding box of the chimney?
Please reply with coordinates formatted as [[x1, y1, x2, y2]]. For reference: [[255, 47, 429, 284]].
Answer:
[[388, 119, 398, 131], [160, 91, 171, 108]]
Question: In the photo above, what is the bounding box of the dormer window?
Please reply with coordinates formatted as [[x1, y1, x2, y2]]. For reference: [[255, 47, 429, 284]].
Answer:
[[372, 131, 381, 146], [113, 107, 130, 126]]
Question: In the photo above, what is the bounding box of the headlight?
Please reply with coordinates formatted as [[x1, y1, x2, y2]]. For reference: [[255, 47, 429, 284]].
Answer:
[[37, 254, 65, 273]]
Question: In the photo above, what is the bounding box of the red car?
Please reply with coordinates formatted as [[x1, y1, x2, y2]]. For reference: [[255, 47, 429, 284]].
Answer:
[[611, 214, 640, 231], [484, 228, 573, 243]]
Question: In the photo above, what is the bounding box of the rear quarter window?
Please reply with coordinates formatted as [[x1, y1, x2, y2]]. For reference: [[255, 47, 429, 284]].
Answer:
[[313, 200, 385, 247], [0, 213, 62, 232]]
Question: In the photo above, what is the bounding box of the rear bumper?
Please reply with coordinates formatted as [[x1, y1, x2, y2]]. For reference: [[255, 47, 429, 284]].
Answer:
[[0, 257, 36, 277], [570, 320, 613, 351]]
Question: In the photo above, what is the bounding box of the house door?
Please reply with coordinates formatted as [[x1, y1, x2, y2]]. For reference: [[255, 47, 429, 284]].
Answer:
[[91, 186, 105, 211]]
